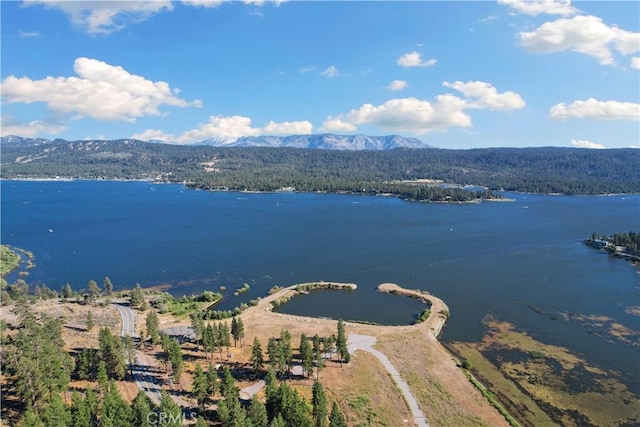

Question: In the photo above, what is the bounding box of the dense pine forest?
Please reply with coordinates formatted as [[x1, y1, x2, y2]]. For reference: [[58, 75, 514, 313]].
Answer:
[[1, 138, 639, 198]]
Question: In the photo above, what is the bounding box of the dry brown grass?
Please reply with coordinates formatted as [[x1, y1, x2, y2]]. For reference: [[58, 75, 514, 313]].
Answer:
[[0, 284, 512, 427], [375, 330, 509, 427]]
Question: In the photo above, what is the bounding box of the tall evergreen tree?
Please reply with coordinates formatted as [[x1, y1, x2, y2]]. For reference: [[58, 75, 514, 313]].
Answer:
[[87, 280, 100, 305], [123, 334, 136, 378], [159, 391, 183, 427], [130, 284, 146, 310], [247, 394, 269, 427], [328, 402, 347, 427], [336, 320, 349, 367], [98, 327, 126, 380], [101, 379, 133, 427], [103, 276, 114, 297], [146, 311, 160, 345], [250, 337, 264, 377], [85, 311, 95, 331], [41, 393, 72, 427], [301, 338, 314, 378], [192, 364, 208, 411], [279, 329, 293, 374], [207, 363, 219, 398], [131, 390, 154, 427], [61, 283, 74, 300], [202, 323, 216, 361], [312, 381, 328, 427], [5, 313, 73, 408]]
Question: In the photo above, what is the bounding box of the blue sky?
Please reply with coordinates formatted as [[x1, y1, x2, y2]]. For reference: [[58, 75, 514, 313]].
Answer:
[[1, 0, 638, 149]]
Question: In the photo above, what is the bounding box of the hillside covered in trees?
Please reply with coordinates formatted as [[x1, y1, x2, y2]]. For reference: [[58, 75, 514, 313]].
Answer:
[[1, 137, 639, 197]]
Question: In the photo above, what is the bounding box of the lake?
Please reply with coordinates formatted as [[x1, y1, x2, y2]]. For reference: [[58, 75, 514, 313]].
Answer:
[[1, 180, 639, 394]]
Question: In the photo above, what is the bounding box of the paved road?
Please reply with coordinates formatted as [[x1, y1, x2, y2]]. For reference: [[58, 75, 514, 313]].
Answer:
[[114, 303, 164, 405], [115, 303, 194, 409], [348, 334, 429, 427]]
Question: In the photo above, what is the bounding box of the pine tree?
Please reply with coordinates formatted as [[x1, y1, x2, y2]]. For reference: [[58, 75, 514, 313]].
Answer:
[[130, 284, 146, 310], [336, 320, 348, 367], [250, 337, 264, 377], [104, 276, 114, 297], [101, 379, 133, 426], [328, 402, 347, 427], [71, 391, 93, 427], [206, 363, 218, 397], [220, 365, 238, 399], [312, 381, 328, 427], [279, 329, 293, 374], [87, 280, 100, 305], [269, 413, 286, 427], [123, 334, 136, 378], [267, 337, 284, 376], [192, 365, 208, 411], [247, 394, 269, 427], [61, 283, 74, 300], [85, 311, 95, 331], [264, 366, 279, 420], [236, 317, 245, 348], [231, 316, 239, 347], [159, 391, 183, 427], [41, 393, 72, 426], [202, 324, 216, 361], [20, 407, 44, 427], [190, 313, 205, 350], [301, 338, 314, 378], [146, 311, 160, 345], [131, 390, 154, 427], [98, 327, 126, 380]]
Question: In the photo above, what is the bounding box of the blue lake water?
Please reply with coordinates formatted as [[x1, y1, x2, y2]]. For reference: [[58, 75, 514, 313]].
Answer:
[[1, 180, 639, 393]]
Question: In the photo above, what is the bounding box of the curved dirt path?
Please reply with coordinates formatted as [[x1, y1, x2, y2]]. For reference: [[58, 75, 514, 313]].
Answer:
[[348, 334, 429, 427]]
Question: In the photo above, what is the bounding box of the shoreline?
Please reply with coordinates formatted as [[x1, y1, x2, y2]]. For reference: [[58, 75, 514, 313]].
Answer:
[[246, 280, 450, 340]]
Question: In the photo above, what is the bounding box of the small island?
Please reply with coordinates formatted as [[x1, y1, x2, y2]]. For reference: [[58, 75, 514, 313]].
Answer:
[[584, 231, 640, 263]]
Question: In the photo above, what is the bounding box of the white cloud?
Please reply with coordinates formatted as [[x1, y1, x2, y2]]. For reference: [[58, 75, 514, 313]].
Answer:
[[320, 65, 339, 77], [498, 0, 578, 16], [19, 30, 40, 38], [131, 129, 175, 142], [443, 81, 526, 111], [386, 80, 408, 91], [550, 98, 640, 120], [322, 81, 524, 134], [322, 96, 472, 135], [518, 15, 640, 65], [177, 115, 312, 143], [298, 66, 316, 74], [321, 117, 358, 133], [24, 0, 173, 35], [182, 0, 226, 7], [632, 57, 640, 70], [570, 139, 605, 149], [397, 51, 437, 68], [1, 57, 201, 122], [1, 116, 66, 137]]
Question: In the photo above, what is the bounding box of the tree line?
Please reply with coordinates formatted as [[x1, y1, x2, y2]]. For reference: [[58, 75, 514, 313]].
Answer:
[[2, 288, 353, 426], [3, 139, 638, 196]]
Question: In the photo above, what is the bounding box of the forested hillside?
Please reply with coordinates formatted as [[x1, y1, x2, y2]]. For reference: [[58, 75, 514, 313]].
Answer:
[[1, 138, 638, 197]]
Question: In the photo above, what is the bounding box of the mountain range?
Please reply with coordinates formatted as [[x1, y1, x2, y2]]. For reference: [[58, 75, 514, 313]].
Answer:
[[0, 134, 433, 150]]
